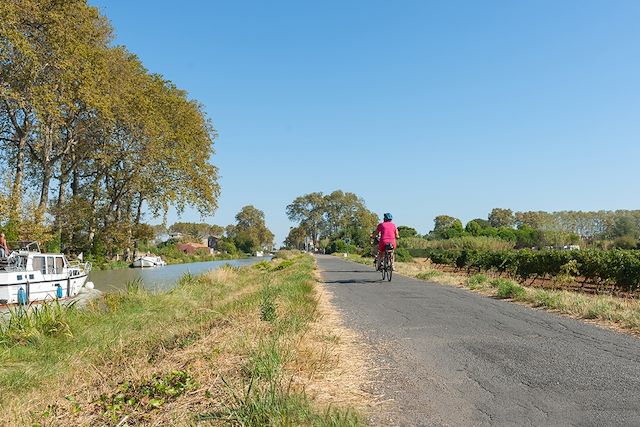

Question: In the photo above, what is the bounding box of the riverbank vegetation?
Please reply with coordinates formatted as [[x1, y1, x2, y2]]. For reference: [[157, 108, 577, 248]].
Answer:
[[1, 1, 220, 259], [0, 253, 365, 425]]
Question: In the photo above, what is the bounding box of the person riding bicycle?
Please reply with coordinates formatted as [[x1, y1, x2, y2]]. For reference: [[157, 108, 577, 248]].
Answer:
[[371, 213, 399, 270]]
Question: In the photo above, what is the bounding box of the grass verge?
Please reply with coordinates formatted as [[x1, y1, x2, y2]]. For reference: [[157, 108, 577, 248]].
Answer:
[[0, 253, 364, 425], [338, 253, 640, 335]]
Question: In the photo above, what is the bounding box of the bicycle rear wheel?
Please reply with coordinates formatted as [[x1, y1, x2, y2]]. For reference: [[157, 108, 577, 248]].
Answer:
[[387, 251, 393, 281], [381, 254, 387, 280]]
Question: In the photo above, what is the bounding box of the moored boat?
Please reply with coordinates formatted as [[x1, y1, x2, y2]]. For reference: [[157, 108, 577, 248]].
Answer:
[[0, 242, 91, 305], [132, 255, 166, 268]]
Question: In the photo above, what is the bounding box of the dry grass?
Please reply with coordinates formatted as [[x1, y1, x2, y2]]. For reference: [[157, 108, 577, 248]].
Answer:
[[291, 271, 375, 412]]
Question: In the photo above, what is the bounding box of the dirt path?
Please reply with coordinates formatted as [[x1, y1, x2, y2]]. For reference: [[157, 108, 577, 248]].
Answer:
[[316, 255, 640, 426]]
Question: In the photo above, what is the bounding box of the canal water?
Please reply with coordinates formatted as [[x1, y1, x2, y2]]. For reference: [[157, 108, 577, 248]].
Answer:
[[89, 257, 271, 292]]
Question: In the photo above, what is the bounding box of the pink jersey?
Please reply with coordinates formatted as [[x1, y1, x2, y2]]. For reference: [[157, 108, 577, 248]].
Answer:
[[376, 222, 397, 243]]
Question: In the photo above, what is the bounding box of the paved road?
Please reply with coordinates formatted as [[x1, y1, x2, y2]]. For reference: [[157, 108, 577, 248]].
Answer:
[[316, 255, 640, 427]]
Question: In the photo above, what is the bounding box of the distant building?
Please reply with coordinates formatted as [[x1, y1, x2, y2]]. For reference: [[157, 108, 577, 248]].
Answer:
[[207, 236, 219, 250], [176, 242, 212, 254]]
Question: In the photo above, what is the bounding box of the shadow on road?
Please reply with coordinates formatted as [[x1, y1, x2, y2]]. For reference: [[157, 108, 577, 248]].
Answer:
[[323, 279, 383, 284], [319, 270, 372, 273]]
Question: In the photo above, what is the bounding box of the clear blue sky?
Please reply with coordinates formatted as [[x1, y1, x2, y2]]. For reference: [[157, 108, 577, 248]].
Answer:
[[90, 0, 640, 244]]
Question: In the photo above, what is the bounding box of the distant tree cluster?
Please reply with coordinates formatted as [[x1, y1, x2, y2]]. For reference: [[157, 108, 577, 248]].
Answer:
[[149, 205, 274, 257], [225, 205, 274, 254], [428, 209, 640, 249], [0, 0, 219, 256], [285, 191, 378, 252]]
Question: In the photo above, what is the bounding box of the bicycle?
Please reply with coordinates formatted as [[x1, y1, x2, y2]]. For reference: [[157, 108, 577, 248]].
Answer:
[[380, 243, 394, 281]]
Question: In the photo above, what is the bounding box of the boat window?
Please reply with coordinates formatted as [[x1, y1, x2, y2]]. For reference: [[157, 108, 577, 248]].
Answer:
[[47, 256, 55, 274], [55, 257, 64, 274], [33, 257, 45, 274]]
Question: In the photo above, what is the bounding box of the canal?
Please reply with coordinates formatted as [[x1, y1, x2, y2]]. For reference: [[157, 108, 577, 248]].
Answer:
[[89, 257, 271, 292]]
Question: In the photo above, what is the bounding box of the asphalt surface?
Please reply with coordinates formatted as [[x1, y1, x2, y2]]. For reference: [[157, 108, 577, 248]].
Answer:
[[316, 255, 640, 427]]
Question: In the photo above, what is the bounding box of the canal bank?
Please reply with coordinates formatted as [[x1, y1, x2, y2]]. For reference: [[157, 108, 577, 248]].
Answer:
[[0, 252, 363, 425]]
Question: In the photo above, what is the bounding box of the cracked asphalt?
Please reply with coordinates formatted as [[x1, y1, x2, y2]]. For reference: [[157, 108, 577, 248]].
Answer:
[[316, 255, 640, 426]]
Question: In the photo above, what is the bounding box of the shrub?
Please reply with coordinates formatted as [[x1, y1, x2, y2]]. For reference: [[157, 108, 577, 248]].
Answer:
[[325, 240, 359, 255], [395, 248, 413, 262]]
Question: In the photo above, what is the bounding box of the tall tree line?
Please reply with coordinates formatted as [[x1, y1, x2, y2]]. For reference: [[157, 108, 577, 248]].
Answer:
[[0, 0, 219, 255], [286, 190, 378, 250]]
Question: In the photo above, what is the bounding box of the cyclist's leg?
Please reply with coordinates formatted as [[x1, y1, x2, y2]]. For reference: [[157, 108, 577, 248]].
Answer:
[[377, 241, 386, 270]]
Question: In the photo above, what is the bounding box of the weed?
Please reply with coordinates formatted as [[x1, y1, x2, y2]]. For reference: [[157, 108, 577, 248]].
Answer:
[[97, 370, 197, 422], [260, 285, 277, 322], [495, 279, 526, 299], [416, 270, 443, 281], [253, 260, 271, 270], [201, 376, 360, 426], [585, 299, 614, 320], [244, 339, 283, 381], [125, 278, 145, 294], [468, 274, 489, 289], [270, 259, 294, 271], [0, 301, 75, 346]]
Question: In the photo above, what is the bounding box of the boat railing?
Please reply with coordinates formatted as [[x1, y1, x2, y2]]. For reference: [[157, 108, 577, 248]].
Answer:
[[7, 241, 41, 252], [68, 260, 92, 274]]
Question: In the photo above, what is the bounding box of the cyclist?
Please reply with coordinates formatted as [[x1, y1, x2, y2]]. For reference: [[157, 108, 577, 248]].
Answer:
[[371, 213, 399, 270]]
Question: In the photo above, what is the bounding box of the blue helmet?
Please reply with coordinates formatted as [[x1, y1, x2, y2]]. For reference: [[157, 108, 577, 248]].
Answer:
[[383, 212, 393, 221]]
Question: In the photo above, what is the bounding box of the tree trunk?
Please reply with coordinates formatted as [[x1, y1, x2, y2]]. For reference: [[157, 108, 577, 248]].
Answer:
[[10, 132, 27, 221], [36, 127, 53, 223], [135, 193, 144, 225], [87, 174, 102, 247]]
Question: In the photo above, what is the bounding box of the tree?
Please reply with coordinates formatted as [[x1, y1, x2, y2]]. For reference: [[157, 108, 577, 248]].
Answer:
[[432, 215, 459, 238], [398, 226, 418, 238], [611, 216, 638, 239], [170, 222, 214, 240], [286, 192, 325, 246], [0, 0, 220, 257], [284, 226, 306, 250], [230, 205, 274, 253], [488, 208, 515, 228], [465, 220, 482, 236], [286, 190, 377, 249], [442, 219, 464, 239], [514, 211, 553, 230]]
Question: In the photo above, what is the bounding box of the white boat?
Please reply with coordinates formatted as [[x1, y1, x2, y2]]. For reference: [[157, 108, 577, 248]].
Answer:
[[0, 242, 91, 305], [255, 251, 264, 257], [132, 255, 166, 268]]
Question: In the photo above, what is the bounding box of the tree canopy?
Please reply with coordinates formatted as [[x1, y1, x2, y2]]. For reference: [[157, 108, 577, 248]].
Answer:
[[286, 190, 378, 250], [0, 0, 220, 256]]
